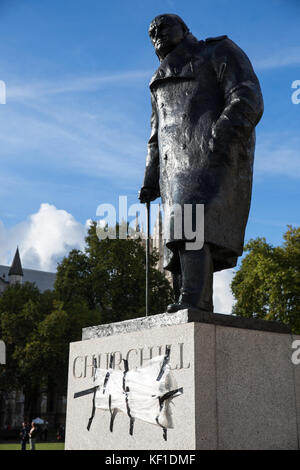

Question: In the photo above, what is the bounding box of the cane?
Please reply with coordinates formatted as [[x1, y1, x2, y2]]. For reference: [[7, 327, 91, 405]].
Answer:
[[146, 200, 150, 316]]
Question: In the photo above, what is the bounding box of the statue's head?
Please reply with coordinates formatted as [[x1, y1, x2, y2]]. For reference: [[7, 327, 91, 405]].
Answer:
[[149, 14, 189, 60]]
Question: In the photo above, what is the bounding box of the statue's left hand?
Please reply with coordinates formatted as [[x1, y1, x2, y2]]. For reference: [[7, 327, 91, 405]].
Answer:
[[138, 187, 158, 203]]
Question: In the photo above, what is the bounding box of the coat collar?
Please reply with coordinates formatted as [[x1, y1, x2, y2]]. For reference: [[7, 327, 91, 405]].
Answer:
[[150, 34, 205, 88]]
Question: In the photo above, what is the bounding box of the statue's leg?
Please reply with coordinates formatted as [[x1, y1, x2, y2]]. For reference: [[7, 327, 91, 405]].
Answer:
[[163, 242, 182, 306], [167, 243, 214, 313], [172, 272, 182, 303]]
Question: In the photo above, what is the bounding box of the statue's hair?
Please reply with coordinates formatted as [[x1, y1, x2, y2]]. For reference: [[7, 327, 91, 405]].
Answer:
[[150, 14, 190, 34]]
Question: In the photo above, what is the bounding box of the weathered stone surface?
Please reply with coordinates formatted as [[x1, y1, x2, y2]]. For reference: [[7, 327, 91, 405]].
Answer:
[[66, 316, 299, 450], [216, 326, 298, 449], [66, 323, 196, 450], [194, 323, 217, 449], [82, 310, 290, 340]]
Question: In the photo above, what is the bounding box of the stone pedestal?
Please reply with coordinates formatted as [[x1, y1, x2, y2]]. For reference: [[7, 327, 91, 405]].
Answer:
[[65, 310, 300, 450]]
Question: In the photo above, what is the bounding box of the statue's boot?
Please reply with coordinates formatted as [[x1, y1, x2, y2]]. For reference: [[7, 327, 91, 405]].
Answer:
[[172, 272, 182, 303], [165, 272, 182, 313], [167, 244, 213, 313]]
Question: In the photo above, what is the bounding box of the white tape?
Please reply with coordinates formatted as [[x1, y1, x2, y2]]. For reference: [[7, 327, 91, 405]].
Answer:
[[94, 354, 182, 430]]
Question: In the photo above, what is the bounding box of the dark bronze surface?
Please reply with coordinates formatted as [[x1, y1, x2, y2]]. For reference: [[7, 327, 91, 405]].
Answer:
[[139, 14, 264, 312]]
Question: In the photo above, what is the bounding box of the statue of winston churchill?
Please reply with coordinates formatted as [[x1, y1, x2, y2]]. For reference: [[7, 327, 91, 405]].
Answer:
[[139, 14, 264, 313]]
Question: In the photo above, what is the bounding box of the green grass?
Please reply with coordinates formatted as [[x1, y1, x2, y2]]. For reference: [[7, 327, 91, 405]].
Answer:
[[0, 442, 65, 450]]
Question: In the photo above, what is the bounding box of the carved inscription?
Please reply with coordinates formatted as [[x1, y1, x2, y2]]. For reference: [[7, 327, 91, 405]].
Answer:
[[73, 342, 190, 379]]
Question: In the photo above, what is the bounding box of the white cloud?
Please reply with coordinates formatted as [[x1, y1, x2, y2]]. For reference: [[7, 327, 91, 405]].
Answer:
[[0, 203, 88, 272], [7, 70, 151, 101], [0, 84, 146, 182], [0, 203, 237, 313], [213, 269, 235, 314], [254, 47, 300, 70], [255, 137, 300, 179]]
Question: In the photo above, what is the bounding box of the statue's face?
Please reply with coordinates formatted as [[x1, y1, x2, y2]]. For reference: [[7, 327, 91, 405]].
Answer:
[[149, 16, 185, 59]]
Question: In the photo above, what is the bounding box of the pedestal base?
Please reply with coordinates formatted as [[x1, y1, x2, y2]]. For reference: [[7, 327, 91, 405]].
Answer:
[[65, 310, 300, 450]]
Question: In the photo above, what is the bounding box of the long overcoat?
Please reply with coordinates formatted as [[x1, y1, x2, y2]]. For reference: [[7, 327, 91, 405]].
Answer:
[[143, 33, 264, 272]]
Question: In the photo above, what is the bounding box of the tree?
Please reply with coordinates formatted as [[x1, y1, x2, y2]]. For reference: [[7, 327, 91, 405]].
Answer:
[[0, 283, 99, 418], [0, 284, 44, 390], [55, 222, 172, 323], [0, 222, 172, 421], [231, 226, 300, 333], [0, 284, 57, 416]]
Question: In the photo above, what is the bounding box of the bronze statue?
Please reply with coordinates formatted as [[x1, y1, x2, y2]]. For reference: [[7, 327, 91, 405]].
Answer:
[[139, 14, 264, 313]]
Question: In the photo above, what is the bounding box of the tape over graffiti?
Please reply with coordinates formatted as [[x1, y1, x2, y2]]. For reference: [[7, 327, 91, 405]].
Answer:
[[74, 348, 183, 440]]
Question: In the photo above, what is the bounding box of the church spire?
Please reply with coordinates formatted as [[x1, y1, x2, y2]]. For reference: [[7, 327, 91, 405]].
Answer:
[[8, 247, 23, 280], [135, 212, 141, 234]]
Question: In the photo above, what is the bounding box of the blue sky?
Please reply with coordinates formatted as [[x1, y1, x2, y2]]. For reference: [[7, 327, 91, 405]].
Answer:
[[0, 0, 299, 280]]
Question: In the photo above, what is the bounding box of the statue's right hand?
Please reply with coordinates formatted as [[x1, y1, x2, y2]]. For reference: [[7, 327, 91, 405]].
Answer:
[[138, 187, 158, 203]]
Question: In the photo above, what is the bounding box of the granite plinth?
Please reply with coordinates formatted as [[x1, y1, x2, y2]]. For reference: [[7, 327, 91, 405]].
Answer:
[[66, 312, 299, 450], [82, 309, 291, 340]]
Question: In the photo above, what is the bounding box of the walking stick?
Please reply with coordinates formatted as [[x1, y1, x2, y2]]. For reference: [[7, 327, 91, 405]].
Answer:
[[146, 201, 150, 316]]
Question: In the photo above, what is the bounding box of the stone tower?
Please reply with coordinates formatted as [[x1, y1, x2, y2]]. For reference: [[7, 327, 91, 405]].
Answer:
[[8, 247, 24, 285]]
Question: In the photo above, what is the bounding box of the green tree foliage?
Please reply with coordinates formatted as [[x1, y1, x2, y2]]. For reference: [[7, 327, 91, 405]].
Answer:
[[0, 222, 172, 415], [0, 284, 56, 416], [55, 222, 172, 323], [231, 226, 300, 333], [0, 284, 99, 415]]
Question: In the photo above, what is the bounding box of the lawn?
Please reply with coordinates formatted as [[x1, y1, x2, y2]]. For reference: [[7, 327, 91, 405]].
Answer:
[[0, 442, 65, 450]]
